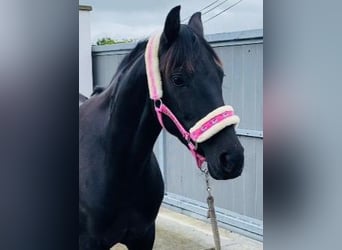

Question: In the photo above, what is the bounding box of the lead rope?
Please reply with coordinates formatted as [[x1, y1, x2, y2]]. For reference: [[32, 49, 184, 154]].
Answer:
[[201, 163, 221, 250]]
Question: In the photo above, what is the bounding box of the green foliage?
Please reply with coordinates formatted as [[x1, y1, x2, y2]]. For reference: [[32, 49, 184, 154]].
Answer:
[[96, 37, 134, 46]]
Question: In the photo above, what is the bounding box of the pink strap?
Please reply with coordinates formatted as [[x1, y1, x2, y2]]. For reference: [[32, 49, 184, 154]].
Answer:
[[145, 33, 163, 99], [188, 142, 206, 167], [154, 101, 206, 168], [154, 102, 190, 140]]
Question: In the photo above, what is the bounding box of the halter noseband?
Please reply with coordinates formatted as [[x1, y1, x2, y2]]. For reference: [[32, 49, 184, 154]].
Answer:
[[145, 32, 240, 168]]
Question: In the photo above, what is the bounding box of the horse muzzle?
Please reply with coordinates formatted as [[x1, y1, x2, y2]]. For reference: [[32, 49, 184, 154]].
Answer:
[[207, 147, 244, 180], [200, 128, 245, 180]]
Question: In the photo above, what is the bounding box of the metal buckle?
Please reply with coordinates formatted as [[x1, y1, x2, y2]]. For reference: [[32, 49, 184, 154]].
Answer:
[[187, 137, 198, 150], [200, 161, 209, 174]]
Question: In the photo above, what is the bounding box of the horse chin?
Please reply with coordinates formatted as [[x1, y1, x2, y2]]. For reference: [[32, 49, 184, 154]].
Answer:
[[207, 162, 243, 180]]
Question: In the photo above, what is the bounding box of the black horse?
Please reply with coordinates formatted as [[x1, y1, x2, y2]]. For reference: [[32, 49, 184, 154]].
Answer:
[[79, 6, 244, 250]]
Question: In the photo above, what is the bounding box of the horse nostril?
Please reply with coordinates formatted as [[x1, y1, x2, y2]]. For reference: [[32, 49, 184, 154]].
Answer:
[[220, 153, 231, 167], [219, 150, 244, 173]]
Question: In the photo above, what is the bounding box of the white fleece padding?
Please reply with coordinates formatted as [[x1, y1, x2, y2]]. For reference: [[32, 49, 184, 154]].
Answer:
[[190, 105, 240, 143], [190, 105, 234, 132], [194, 115, 240, 143], [145, 32, 163, 99]]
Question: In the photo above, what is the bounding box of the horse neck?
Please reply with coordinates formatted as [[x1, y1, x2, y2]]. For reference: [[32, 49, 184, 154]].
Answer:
[[106, 56, 161, 171]]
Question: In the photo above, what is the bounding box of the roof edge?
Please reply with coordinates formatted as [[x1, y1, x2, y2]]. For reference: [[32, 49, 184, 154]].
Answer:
[[79, 5, 92, 11], [92, 29, 263, 53], [205, 29, 263, 43]]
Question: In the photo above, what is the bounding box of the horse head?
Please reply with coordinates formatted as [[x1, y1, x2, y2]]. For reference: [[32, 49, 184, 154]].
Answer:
[[156, 6, 244, 180]]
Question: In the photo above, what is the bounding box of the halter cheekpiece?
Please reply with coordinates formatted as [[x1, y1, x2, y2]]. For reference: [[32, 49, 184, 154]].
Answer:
[[145, 32, 240, 168]]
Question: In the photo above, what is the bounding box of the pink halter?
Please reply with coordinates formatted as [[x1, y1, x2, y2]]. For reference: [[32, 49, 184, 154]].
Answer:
[[145, 32, 240, 168]]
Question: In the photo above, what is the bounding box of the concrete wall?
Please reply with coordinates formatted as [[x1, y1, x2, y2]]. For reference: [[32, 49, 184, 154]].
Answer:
[[79, 5, 93, 98], [91, 29, 263, 240]]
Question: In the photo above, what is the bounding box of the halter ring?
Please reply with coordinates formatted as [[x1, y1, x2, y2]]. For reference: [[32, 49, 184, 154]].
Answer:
[[154, 99, 162, 109]]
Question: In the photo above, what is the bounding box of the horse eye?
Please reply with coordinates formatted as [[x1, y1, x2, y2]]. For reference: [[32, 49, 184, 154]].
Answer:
[[171, 74, 185, 86]]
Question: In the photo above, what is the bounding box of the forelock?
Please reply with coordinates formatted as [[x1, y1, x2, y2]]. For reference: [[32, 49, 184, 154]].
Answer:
[[160, 26, 222, 77]]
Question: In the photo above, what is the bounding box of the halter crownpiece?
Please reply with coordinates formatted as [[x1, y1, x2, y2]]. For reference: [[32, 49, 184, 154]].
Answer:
[[145, 32, 240, 167], [145, 32, 163, 100]]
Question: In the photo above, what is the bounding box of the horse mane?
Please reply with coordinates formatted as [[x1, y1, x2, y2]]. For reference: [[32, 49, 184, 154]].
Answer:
[[91, 86, 105, 96], [117, 41, 148, 73], [107, 40, 148, 112], [110, 40, 148, 87]]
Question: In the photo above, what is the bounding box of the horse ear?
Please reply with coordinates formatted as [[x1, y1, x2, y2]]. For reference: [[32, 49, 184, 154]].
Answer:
[[188, 12, 204, 37], [163, 5, 181, 44]]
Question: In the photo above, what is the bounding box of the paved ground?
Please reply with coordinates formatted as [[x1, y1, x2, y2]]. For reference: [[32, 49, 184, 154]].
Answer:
[[112, 207, 263, 250]]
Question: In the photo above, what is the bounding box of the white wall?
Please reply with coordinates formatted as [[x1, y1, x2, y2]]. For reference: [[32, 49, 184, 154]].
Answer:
[[79, 8, 93, 98]]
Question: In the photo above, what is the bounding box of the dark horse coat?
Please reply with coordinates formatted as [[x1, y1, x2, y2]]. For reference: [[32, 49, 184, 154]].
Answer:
[[79, 6, 244, 250]]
